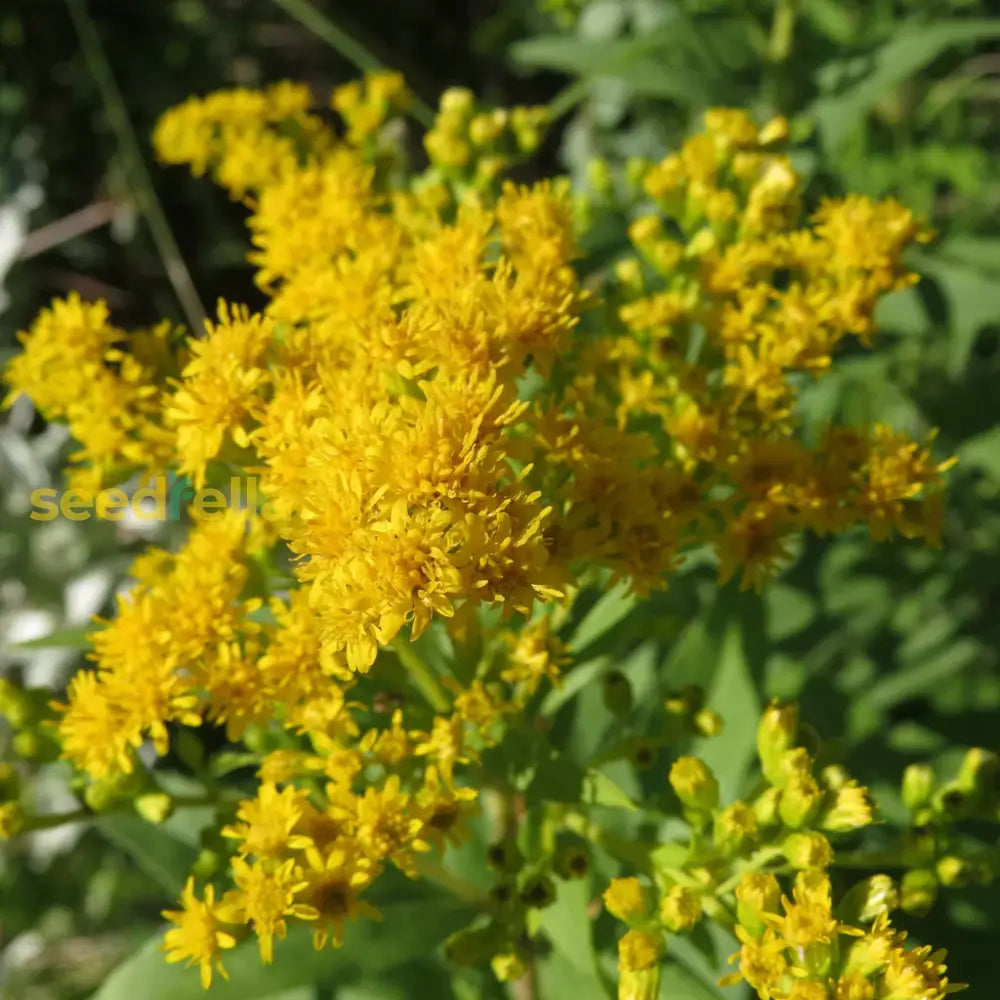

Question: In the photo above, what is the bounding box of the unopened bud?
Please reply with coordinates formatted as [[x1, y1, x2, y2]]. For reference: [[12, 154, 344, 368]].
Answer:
[[757, 700, 799, 784], [135, 792, 174, 824], [735, 872, 780, 937], [782, 831, 832, 870], [669, 757, 719, 812], [753, 787, 781, 827], [491, 950, 529, 982], [713, 800, 758, 853], [819, 781, 875, 833], [900, 868, 937, 916], [603, 877, 650, 922], [618, 930, 663, 1000], [936, 855, 978, 887], [0, 763, 21, 801], [191, 847, 223, 880], [693, 709, 723, 738], [956, 748, 1000, 813], [659, 885, 701, 933], [901, 764, 935, 812], [779, 771, 824, 829], [0, 802, 25, 839], [836, 874, 897, 925]]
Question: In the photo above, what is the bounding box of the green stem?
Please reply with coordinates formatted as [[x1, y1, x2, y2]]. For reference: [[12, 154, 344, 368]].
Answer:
[[65, 0, 207, 333], [270, 0, 435, 128], [412, 856, 488, 906], [392, 640, 451, 713]]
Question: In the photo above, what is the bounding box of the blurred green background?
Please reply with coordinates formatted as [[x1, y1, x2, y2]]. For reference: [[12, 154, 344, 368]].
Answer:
[[1, 1, 999, 998]]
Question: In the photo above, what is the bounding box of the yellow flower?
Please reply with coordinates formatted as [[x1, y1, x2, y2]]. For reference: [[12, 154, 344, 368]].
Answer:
[[162, 878, 239, 989]]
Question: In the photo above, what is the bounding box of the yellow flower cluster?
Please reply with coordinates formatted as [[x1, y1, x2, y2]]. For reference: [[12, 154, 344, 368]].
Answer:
[[0, 71, 961, 992], [602, 701, 968, 1000], [2, 294, 178, 491]]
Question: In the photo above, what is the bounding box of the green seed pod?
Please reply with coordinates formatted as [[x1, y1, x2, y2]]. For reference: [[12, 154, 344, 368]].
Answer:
[[553, 835, 590, 880], [487, 836, 523, 874], [519, 873, 556, 909]]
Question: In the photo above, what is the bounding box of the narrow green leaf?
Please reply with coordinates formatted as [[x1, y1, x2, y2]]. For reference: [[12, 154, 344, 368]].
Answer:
[[811, 20, 1000, 149], [11, 624, 94, 651]]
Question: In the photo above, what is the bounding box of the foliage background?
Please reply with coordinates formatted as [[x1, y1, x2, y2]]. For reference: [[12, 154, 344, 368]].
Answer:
[[0, 1, 998, 998]]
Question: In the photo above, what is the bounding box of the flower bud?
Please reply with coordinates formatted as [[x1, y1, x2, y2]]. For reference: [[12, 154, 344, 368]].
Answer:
[[900, 868, 937, 916], [779, 771, 824, 829], [614, 258, 644, 293], [135, 792, 174, 824], [783, 831, 832, 870], [713, 800, 758, 853], [659, 885, 701, 933], [753, 787, 782, 828], [12, 729, 61, 763], [0, 802, 26, 839], [935, 855, 980, 887], [901, 763, 935, 812], [836, 874, 897, 925], [818, 781, 875, 833], [0, 679, 34, 729], [191, 847, 223, 880], [618, 930, 664, 1000], [603, 877, 650, 922], [757, 117, 790, 146], [693, 709, 724, 738], [955, 748, 1000, 813], [735, 872, 780, 937], [602, 671, 634, 718], [757, 700, 799, 785], [491, 950, 529, 982], [669, 757, 719, 812], [0, 763, 21, 802], [587, 158, 613, 197]]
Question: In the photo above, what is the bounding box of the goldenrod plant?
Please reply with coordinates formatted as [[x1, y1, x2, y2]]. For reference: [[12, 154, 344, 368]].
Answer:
[[2, 70, 995, 1000]]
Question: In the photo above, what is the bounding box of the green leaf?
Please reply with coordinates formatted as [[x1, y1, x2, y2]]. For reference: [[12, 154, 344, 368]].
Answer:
[[537, 877, 613, 998], [811, 20, 1000, 149], [582, 768, 639, 812], [690, 617, 761, 803], [94, 814, 201, 896], [92, 891, 473, 1000], [10, 624, 94, 651], [568, 580, 637, 660], [914, 249, 1000, 376]]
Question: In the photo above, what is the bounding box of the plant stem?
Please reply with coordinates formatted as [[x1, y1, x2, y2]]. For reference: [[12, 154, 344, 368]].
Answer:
[[392, 639, 452, 713], [270, 0, 435, 128], [65, 0, 207, 333]]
